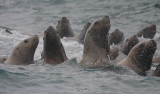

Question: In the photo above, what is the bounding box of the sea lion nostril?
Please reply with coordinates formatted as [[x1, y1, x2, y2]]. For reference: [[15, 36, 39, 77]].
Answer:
[[152, 24, 156, 28], [106, 16, 109, 18], [151, 39, 155, 43]]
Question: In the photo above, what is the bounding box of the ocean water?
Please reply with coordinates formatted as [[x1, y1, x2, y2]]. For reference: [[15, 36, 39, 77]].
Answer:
[[0, 0, 160, 94]]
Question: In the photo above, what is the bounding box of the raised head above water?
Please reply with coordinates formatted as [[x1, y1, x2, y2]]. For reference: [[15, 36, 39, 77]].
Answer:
[[43, 26, 68, 65], [136, 24, 156, 39], [109, 29, 124, 45], [80, 16, 111, 68], [77, 22, 91, 44], [120, 35, 139, 55], [5, 35, 39, 65], [56, 17, 74, 38], [118, 40, 157, 76]]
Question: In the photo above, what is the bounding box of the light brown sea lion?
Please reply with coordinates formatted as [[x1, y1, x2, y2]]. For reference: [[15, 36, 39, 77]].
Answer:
[[152, 56, 160, 63], [120, 35, 139, 55], [43, 26, 68, 65], [77, 22, 91, 44], [153, 64, 160, 77], [109, 29, 124, 45], [110, 47, 119, 60], [155, 36, 160, 42], [136, 24, 156, 39], [56, 17, 74, 38], [118, 40, 157, 76], [5, 35, 39, 65], [80, 16, 111, 68], [0, 57, 7, 63]]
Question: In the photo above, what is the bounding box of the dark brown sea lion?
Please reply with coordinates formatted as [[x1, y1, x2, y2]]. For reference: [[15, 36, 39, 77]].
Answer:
[[136, 24, 156, 39], [110, 47, 119, 60], [109, 29, 124, 45], [56, 17, 74, 38], [5, 35, 39, 65], [77, 22, 91, 44], [120, 35, 139, 55], [43, 26, 68, 65], [118, 40, 157, 76], [80, 16, 111, 68]]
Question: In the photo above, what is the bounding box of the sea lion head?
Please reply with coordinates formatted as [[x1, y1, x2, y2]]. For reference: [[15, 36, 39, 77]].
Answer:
[[121, 35, 139, 55], [5, 35, 39, 65], [0, 57, 7, 63], [85, 16, 111, 50], [80, 16, 111, 68], [43, 26, 68, 64], [109, 29, 124, 45], [77, 22, 91, 44], [128, 40, 157, 75], [137, 24, 156, 39], [56, 17, 74, 38]]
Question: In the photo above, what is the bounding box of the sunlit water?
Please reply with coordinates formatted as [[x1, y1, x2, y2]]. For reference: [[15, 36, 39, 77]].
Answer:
[[0, 0, 160, 94]]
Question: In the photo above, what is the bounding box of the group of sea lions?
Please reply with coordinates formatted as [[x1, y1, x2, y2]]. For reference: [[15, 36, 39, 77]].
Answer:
[[0, 16, 160, 77]]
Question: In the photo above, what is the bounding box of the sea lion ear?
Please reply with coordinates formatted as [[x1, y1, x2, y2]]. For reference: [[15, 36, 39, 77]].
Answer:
[[139, 43, 145, 48]]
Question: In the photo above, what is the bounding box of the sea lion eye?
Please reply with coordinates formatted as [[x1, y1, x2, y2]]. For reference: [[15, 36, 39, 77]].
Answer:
[[16, 47, 19, 50], [94, 21, 98, 25], [24, 40, 28, 43], [140, 43, 145, 48]]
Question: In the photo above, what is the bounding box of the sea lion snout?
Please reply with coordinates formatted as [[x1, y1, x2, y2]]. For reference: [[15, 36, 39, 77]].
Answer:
[[102, 16, 110, 25]]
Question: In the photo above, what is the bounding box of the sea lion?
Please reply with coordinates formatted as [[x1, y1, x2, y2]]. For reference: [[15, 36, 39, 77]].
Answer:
[[136, 24, 156, 39], [77, 22, 91, 44], [110, 47, 119, 60], [153, 64, 160, 77], [0, 57, 7, 63], [80, 16, 111, 68], [56, 17, 74, 38], [43, 26, 68, 65], [5, 35, 39, 65], [152, 56, 160, 63], [118, 40, 157, 76], [120, 35, 139, 55], [109, 29, 124, 45]]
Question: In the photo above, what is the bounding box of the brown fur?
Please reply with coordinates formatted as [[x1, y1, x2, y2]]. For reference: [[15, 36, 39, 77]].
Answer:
[[152, 56, 160, 63], [110, 47, 119, 60], [77, 22, 91, 44], [109, 29, 124, 45], [0, 57, 7, 63], [118, 40, 157, 76], [5, 35, 39, 65], [56, 17, 74, 38], [120, 35, 139, 55], [43, 26, 68, 65], [154, 64, 160, 77], [136, 24, 156, 39], [80, 16, 111, 68]]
